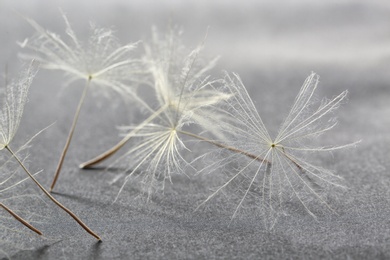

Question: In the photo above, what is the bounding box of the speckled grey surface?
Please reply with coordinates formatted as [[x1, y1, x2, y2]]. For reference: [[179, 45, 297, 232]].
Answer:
[[1, 0, 390, 259]]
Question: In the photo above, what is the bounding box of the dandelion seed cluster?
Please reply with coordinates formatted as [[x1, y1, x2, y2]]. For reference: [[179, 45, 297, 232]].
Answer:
[[0, 13, 359, 249]]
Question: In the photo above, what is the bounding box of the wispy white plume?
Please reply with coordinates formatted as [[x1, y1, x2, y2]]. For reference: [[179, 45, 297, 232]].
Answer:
[[0, 63, 36, 150], [19, 12, 141, 97], [142, 26, 231, 136], [198, 72, 359, 227]]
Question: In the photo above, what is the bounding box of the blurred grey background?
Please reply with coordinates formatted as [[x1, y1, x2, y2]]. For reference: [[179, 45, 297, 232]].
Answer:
[[0, 0, 389, 259]]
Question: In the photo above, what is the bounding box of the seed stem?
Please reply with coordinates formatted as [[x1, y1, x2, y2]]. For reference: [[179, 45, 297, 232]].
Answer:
[[79, 105, 168, 169], [279, 146, 303, 170], [0, 202, 43, 235], [51, 78, 91, 191], [6, 145, 101, 241], [177, 130, 271, 165]]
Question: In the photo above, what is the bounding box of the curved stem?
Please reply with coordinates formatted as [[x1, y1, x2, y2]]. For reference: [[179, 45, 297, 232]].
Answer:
[[278, 146, 302, 170], [6, 146, 101, 241], [0, 202, 43, 235], [79, 104, 168, 169], [51, 78, 91, 192], [177, 130, 271, 165]]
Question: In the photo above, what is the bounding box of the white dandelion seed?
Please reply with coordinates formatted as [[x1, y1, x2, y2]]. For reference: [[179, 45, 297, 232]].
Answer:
[[19, 13, 143, 191], [197, 72, 359, 228]]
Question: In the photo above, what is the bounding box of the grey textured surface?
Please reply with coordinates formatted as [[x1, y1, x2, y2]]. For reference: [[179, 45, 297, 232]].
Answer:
[[1, 0, 390, 259]]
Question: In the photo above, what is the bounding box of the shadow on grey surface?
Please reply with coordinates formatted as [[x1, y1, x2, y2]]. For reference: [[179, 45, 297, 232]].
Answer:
[[50, 191, 114, 209], [7, 245, 50, 260]]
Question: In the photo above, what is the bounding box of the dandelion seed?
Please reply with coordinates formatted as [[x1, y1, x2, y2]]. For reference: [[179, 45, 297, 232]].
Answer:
[[19, 13, 143, 191], [0, 61, 101, 240], [198, 72, 359, 227]]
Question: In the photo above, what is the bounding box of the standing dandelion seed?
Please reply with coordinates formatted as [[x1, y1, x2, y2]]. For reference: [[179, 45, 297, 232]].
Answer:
[[0, 61, 101, 240], [196, 72, 359, 227], [19, 13, 143, 192]]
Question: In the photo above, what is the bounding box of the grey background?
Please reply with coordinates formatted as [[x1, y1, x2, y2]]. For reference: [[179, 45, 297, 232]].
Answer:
[[0, 0, 389, 259]]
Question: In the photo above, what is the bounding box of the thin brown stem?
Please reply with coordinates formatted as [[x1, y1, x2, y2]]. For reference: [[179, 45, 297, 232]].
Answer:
[[277, 146, 322, 189], [6, 146, 101, 241], [78, 92, 272, 168], [80, 111, 271, 168], [279, 146, 303, 170], [0, 202, 42, 235], [79, 105, 168, 169], [177, 130, 271, 165], [51, 78, 91, 192]]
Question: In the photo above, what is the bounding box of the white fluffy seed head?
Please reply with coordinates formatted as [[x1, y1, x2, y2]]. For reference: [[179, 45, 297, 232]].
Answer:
[[198, 72, 357, 226], [19, 13, 140, 98], [0, 61, 37, 150]]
